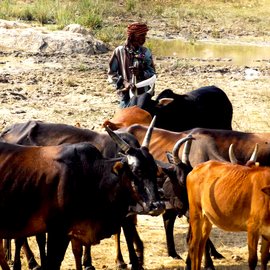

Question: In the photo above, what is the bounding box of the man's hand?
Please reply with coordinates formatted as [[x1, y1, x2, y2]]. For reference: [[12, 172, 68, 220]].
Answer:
[[117, 81, 136, 93], [129, 65, 139, 76]]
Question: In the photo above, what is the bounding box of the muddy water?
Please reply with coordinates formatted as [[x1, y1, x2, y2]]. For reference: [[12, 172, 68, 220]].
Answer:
[[147, 38, 270, 66]]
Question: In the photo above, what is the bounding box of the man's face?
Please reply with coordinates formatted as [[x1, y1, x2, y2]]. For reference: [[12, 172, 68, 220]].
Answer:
[[131, 33, 147, 47]]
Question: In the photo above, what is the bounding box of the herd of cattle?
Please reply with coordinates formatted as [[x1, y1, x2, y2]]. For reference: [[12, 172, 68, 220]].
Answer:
[[0, 85, 270, 270]]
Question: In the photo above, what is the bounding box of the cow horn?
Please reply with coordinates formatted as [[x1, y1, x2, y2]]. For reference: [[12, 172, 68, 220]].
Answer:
[[172, 135, 194, 164], [141, 115, 156, 148], [249, 143, 258, 162], [182, 135, 195, 165], [228, 144, 238, 164], [104, 126, 131, 153]]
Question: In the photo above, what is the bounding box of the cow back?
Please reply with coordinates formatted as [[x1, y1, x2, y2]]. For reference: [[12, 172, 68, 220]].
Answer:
[[154, 86, 233, 131], [0, 121, 140, 158], [187, 160, 270, 231]]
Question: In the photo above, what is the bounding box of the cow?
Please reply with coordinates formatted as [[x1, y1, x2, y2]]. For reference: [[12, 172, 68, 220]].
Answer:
[[126, 85, 233, 132], [0, 119, 165, 270], [102, 106, 152, 130], [119, 124, 270, 266], [121, 125, 270, 166], [0, 134, 163, 270], [187, 153, 270, 270]]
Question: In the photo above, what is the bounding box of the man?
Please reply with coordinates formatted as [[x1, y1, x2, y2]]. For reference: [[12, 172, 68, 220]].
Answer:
[[108, 22, 156, 108]]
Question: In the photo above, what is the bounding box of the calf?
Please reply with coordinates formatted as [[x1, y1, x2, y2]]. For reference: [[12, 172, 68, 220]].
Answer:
[[187, 158, 270, 270]]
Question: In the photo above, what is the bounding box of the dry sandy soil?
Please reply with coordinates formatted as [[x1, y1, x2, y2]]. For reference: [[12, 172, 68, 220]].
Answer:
[[0, 20, 270, 270]]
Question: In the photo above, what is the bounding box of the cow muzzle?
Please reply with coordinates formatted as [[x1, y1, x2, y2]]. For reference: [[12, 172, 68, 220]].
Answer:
[[128, 200, 165, 216]]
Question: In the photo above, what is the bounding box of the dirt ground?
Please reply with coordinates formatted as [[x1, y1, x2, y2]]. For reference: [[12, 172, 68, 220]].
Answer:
[[0, 20, 270, 270]]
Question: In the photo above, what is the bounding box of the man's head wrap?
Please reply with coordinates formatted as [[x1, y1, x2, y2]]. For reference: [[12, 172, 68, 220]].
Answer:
[[127, 22, 149, 37]]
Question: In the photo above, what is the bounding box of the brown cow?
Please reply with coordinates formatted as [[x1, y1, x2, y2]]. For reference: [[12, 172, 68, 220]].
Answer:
[[0, 125, 164, 270], [187, 158, 270, 270], [102, 105, 152, 130], [120, 125, 270, 165]]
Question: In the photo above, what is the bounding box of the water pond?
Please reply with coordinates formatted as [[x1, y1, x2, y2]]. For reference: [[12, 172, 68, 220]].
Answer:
[[147, 38, 270, 66]]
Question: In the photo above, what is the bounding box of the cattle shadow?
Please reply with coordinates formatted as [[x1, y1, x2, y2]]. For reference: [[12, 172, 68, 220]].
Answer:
[[150, 266, 250, 270], [160, 225, 251, 270]]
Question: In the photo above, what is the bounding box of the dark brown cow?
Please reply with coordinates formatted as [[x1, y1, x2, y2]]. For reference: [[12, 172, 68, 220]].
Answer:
[[187, 159, 270, 270], [102, 106, 152, 130], [0, 137, 162, 270], [0, 119, 164, 270]]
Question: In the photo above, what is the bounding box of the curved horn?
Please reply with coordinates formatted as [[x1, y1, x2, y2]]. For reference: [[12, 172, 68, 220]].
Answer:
[[172, 135, 194, 164], [182, 135, 195, 165], [249, 143, 258, 162], [104, 125, 131, 153], [229, 144, 238, 164], [141, 115, 156, 148]]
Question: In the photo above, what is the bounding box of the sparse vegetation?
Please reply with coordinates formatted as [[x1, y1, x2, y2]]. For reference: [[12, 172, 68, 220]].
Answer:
[[0, 0, 269, 45]]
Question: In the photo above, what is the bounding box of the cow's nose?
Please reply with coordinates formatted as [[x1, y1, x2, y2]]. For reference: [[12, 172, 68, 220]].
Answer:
[[158, 188, 165, 199], [149, 201, 165, 216]]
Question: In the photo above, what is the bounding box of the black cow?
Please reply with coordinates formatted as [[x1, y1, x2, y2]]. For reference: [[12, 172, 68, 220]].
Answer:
[[127, 85, 233, 132], [0, 135, 162, 270], [0, 119, 164, 270]]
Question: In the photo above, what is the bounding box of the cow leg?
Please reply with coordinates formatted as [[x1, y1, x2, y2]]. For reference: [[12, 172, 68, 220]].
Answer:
[[71, 239, 83, 270], [122, 218, 141, 270], [185, 242, 215, 270], [132, 227, 144, 267], [162, 209, 182, 259], [260, 237, 270, 270], [82, 245, 95, 270], [36, 233, 47, 269], [247, 230, 259, 270], [206, 238, 224, 259], [20, 237, 41, 270], [187, 221, 202, 270], [46, 231, 70, 270], [115, 232, 127, 269], [13, 238, 24, 270], [71, 239, 95, 270], [3, 239, 12, 262], [0, 239, 11, 270], [201, 220, 214, 270]]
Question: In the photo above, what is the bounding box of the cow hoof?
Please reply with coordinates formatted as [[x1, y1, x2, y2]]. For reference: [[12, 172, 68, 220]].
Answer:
[[130, 266, 144, 270], [169, 253, 182, 260], [116, 263, 127, 269], [85, 266, 96, 270], [211, 252, 225, 260]]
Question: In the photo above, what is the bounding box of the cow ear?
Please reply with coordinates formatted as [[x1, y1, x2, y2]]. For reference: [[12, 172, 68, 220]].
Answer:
[[112, 161, 124, 175], [261, 185, 270, 196], [165, 151, 174, 164], [156, 98, 174, 107]]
